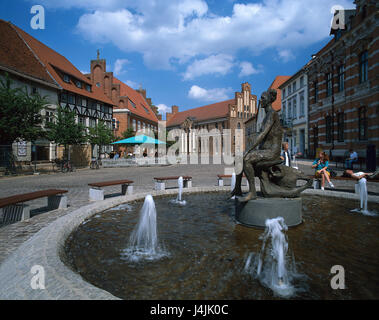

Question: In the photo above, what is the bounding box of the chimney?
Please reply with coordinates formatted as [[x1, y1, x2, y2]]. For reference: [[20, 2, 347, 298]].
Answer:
[[172, 105, 179, 114], [157, 114, 162, 121]]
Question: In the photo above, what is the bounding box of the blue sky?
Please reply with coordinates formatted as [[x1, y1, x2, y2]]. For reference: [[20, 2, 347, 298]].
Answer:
[[1, 0, 354, 118]]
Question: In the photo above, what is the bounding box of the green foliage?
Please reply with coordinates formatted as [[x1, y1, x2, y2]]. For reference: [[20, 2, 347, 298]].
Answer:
[[0, 73, 48, 144], [46, 106, 86, 148], [122, 128, 135, 139], [87, 120, 115, 154]]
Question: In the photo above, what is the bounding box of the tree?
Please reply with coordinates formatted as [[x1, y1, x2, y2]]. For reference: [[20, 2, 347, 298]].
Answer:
[[0, 73, 48, 145], [46, 106, 86, 160], [0, 73, 49, 172], [87, 120, 115, 158], [122, 128, 135, 139]]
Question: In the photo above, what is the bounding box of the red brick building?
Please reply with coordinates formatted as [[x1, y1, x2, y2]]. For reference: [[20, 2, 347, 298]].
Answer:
[[307, 0, 378, 166], [166, 82, 257, 155], [85, 57, 159, 144]]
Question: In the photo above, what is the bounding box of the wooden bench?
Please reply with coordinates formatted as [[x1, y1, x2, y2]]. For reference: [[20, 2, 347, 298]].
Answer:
[[154, 176, 192, 191], [0, 189, 68, 224], [217, 174, 247, 187], [88, 179, 134, 201]]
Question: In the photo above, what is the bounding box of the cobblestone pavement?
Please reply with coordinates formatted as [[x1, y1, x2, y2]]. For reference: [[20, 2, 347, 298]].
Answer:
[[0, 161, 378, 265]]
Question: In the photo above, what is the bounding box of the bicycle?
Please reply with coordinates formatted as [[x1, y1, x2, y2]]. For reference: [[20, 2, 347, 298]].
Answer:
[[90, 158, 101, 170], [55, 159, 75, 173]]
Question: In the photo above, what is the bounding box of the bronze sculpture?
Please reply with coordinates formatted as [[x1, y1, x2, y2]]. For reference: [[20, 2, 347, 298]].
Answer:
[[232, 89, 312, 202]]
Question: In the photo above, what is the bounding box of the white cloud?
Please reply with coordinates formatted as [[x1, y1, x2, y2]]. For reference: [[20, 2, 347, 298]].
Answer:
[[113, 59, 129, 76], [125, 80, 139, 89], [188, 85, 232, 102], [239, 61, 262, 77], [156, 103, 171, 115], [277, 49, 295, 63], [182, 54, 234, 80], [35, 0, 355, 69]]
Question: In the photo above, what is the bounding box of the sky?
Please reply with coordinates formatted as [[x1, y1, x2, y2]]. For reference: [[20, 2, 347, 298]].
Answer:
[[1, 0, 354, 119]]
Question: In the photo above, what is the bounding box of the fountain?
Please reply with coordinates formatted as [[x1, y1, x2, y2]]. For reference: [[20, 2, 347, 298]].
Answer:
[[244, 217, 304, 298], [169, 176, 187, 205], [121, 195, 168, 262], [351, 178, 378, 216]]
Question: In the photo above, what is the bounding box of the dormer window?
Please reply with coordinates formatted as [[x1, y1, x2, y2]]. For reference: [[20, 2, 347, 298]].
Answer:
[[63, 74, 70, 83], [142, 104, 149, 114], [96, 82, 101, 87], [86, 84, 91, 92], [76, 80, 82, 88], [129, 99, 136, 108]]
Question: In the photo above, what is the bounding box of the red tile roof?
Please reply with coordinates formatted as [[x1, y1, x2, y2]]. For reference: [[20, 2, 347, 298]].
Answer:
[[1, 20, 114, 106], [167, 99, 234, 127], [112, 77, 158, 123], [268, 76, 291, 111], [0, 20, 56, 86]]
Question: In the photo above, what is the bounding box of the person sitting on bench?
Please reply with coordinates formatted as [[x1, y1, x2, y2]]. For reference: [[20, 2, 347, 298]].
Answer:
[[345, 149, 358, 169], [312, 151, 335, 190], [343, 169, 379, 181]]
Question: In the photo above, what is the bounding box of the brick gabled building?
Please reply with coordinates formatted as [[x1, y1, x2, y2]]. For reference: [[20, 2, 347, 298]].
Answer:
[[85, 57, 159, 141], [166, 82, 257, 155], [307, 0, 378, 165], [0, 20, 114, 164]]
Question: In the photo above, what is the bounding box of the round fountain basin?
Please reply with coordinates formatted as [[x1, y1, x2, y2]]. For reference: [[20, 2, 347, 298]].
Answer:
[[64, 192, 379, 300], [235, 197, 302, 228]]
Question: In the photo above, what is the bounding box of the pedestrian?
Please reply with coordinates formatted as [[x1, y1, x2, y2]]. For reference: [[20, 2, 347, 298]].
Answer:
[[345, 149, 358, 169], [280, 142, 291, 167], [312, 151, 335, 190]]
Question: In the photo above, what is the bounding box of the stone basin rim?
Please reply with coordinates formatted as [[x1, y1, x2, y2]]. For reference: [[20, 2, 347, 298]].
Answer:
[[0, 187, 378, 300]]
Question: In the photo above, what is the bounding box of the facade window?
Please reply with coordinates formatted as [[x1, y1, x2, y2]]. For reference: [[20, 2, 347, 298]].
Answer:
[[358, 107, 367, 140], [45, 111, 54, 123], [78, 116, 86, 126], [300, 93, 305, 117], [292, 96, 297, 119], [314, 81, 318, 103], [68, 94, 75, 104], [288, 86, 292, 95], [337, 65, 345, 92], [326, 73, 332, 97], [337, 112, 344, 142], [325, 115, 332, 143], [137, 121, 141, 131], [132, 119, 136, 131], [61, 93, 67, 102], [300, 76, 304, 87], [283, 88, 286, 97], [292, 82, 296, 92], [359, 51, 368, 83], [96, 82, 101, 87], [282, 101, 286, 118], [288, 100, 292, 119], [89, 118, 96, 128], [63, 74, 70, 83], [81, 98, 87, 107]]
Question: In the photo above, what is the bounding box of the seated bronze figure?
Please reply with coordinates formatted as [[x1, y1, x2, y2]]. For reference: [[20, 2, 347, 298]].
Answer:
[[232, 89, 312, 202]]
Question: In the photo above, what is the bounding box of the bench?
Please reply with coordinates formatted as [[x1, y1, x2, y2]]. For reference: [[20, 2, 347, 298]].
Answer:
[[88, 179, 134, 201], [154, 176, 192, 191], [0, 189, 68, 224], [217, 174, 247, 187], [334, 156, 365, 170], [308, 174, 379, 191]]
